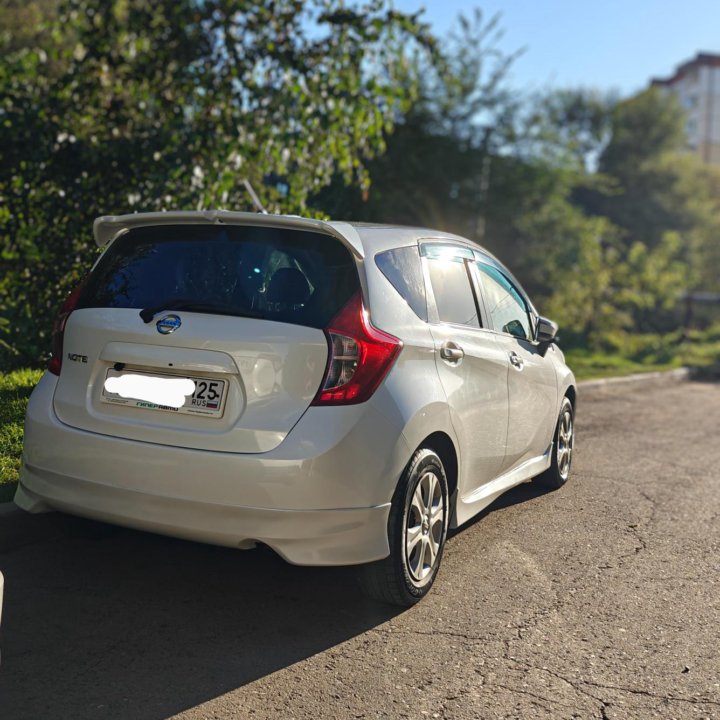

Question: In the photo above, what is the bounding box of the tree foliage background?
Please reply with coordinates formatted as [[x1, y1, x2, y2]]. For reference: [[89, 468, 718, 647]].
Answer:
[[2, 1, 720, 370], [0, 0, 434, 364]]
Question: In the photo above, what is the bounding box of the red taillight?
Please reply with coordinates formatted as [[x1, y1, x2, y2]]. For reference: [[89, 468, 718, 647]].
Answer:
[[312, 292, 402, 406], [48, 280, 87, 376]]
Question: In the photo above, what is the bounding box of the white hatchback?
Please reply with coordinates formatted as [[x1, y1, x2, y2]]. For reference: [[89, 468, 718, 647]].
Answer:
[[16, 211, 576, 606]]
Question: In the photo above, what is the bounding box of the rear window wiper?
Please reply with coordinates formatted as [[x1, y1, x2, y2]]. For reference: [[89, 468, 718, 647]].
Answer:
[[140, 300, 266, 323]]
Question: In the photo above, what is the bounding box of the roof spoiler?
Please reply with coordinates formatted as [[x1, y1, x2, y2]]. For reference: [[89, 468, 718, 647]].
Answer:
[[92, 210, 364, 257]]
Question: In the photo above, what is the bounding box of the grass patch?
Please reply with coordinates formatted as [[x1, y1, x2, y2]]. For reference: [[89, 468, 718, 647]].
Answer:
[[0, 368, 44, 494], [565, 327, 720, 381], [564, 350, 682, 381]]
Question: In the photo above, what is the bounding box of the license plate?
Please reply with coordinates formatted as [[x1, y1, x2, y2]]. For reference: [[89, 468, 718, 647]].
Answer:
[[101, 368, 227, 417]]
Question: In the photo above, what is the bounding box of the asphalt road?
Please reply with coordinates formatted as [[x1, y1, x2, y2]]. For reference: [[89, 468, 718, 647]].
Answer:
[[0, 377, 719, 720]]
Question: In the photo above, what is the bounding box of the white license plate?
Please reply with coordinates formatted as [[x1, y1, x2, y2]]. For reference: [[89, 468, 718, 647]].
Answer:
[[101, 369, 227, 417]]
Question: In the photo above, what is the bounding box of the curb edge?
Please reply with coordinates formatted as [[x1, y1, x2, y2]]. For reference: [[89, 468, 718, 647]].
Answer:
[[578, 366, 690, 390]]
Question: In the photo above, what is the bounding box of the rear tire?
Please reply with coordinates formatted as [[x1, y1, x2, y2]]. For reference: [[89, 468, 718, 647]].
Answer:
[[536, 396, 574, 490], [358, 448, 449, 607]]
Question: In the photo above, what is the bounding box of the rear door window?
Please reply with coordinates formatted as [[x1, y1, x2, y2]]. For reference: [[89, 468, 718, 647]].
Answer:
[[78, 224, 359, 329], [424, 247, 480, 328]]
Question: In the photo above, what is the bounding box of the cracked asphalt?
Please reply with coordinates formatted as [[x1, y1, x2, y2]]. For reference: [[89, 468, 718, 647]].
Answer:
[[0, 377, 719, 719]]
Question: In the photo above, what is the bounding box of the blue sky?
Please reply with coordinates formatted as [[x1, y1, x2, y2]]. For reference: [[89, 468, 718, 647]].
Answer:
[[392, 0, 720, 96]]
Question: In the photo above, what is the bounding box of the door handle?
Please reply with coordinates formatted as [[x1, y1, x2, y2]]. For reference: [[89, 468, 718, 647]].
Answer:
[[440, 342, 464, 363], [509, 351, 524, 370]]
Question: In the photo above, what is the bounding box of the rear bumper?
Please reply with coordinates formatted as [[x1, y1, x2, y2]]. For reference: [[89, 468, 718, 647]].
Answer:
[[17, 373, 410, 566], [15, 473, 390, 565]]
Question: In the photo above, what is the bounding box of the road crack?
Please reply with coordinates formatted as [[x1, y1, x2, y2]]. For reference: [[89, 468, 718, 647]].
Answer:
[[506, 657, 720, 710], [491, 682, 578, 711]]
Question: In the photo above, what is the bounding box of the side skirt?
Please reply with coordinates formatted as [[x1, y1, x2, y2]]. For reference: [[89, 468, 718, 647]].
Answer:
[[451, 444, 553, 528]]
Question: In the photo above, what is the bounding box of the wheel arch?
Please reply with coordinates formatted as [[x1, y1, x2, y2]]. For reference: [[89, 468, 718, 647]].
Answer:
[[416, 431, 458, 502], [397, 398, 459, 499], [565, 384, 577, 410]]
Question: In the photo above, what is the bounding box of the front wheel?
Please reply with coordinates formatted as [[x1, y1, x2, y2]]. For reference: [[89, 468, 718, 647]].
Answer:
[[358, 448, 449, 607], [536, 396, 575, 490]]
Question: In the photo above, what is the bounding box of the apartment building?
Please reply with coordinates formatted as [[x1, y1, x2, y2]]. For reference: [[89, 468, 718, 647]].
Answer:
[[651, 52, 720, 165]]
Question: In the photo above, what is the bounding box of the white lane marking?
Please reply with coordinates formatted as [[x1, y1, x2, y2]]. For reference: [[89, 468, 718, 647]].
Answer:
[[104, 374, 196, 408]]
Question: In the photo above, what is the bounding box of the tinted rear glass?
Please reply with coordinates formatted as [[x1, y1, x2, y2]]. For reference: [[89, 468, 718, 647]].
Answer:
[[78, 224, 359, 329]]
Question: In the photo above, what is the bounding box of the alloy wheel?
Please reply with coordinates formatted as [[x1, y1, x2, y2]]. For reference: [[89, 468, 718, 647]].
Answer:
[[557, 407, 574, 481], [405, 470, 444, 582]]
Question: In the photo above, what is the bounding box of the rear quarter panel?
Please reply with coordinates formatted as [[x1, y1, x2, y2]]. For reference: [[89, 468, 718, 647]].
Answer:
[[361, 247, 460, 490]]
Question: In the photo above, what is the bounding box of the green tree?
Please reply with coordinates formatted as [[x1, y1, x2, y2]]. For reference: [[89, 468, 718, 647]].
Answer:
[[581, 88, 716, 249], [0, 0, 435, 367], [515, 88, 616, 174], [315, 9, 519, 237], [0, 0, 61, 54], [577, 87, 720, 329], [600, 88, 686, 179]]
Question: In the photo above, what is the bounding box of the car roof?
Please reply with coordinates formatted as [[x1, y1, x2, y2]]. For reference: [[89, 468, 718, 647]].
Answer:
[[334, 222, 497, 260], [93, 210, 496, 262], [93, 210, 533, 313]]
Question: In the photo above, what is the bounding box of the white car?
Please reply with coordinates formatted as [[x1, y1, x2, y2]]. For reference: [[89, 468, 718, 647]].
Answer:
[[16, 211, 576, 606]]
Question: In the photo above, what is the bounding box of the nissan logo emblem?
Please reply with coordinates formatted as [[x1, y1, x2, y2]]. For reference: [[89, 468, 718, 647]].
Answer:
[[156, 314, 182, 334]]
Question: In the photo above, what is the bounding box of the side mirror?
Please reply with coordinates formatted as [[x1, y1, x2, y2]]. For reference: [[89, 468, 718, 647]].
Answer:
[[536, 316, 559, 344]]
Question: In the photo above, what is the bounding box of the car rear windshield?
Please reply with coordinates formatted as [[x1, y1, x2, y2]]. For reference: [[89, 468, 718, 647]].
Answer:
[[78, 224, 360, 329]]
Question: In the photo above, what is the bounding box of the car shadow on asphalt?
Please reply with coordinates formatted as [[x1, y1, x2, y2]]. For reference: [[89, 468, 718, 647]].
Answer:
[[0, 519, 400, 720]]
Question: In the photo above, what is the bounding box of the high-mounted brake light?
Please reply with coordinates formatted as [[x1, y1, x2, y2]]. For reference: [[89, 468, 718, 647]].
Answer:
[[312, 292, 402, 406], [48, 280, 88, 376]]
